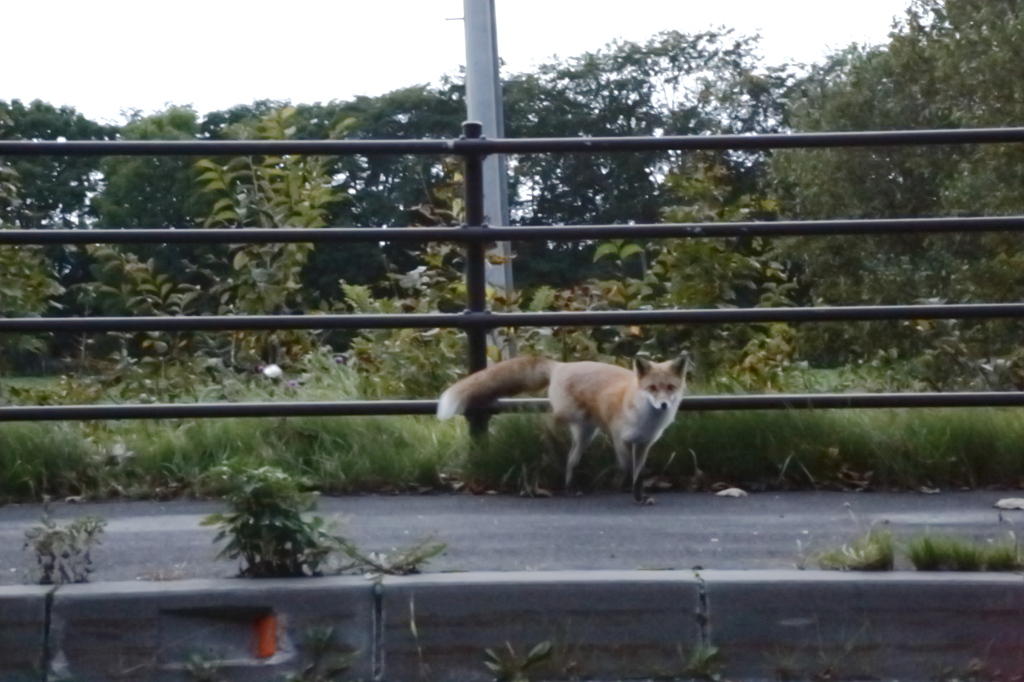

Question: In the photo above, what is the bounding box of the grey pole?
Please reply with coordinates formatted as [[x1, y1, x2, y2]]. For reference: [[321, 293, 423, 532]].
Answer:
[[463, 0, 515, 356]]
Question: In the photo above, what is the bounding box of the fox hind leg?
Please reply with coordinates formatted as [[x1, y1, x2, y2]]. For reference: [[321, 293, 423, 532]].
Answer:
[[564, 420, 598, 492]]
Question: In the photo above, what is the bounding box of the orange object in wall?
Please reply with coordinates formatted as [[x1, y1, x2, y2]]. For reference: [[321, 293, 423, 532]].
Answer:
[[253, 613, 278, 659]]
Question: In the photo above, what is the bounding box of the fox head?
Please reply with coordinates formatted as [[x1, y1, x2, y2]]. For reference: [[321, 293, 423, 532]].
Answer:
[[634, 353, 689, 411]]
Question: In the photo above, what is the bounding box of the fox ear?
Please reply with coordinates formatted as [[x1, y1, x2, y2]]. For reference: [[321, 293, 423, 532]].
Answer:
[[634, 356, 652, 377], [670, 353, 690, 377]]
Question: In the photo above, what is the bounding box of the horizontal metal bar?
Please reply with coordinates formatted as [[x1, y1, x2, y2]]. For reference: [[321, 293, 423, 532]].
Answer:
[[5, 392, 1024, 422], [5, 216, 1024, 245], [3, 127, 1024, 158], [0, 400, 439, 421], [5, 303, 1024, 335]]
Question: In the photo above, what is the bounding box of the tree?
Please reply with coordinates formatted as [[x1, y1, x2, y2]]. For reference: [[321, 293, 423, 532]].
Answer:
[[94, 106, 209, 230], [0, 100, 115, 229], [505, 30, 787, 227], [0, 163, 64, 373], [502, 30, 789, 290], [772, 0, 1024, 373], [194, 105, 345, 366]]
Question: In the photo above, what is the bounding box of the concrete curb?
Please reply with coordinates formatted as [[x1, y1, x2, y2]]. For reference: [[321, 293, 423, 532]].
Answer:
[[1, 570, 1023, 681], [379, 571, 703, 680], [701, 570, 1024, 681], [0, 584, 51, 682]]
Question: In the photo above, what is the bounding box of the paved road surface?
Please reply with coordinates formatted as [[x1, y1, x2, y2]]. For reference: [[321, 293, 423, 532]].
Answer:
[[1, 490, 1021, 584]]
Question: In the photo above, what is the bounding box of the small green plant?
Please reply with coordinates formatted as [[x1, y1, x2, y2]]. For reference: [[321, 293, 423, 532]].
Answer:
[[982, 536, 1022, 571], [201, 466, 343, 578], [340, 536, 446, 576], [908, 533, 1021, 571], [286, 627, 358, 682], [818, 527, 894, 571], [23, 506, 106, 585], [183, 654, 225, 682], [682, 644, 722, 681], [483, 641, 553, 682]]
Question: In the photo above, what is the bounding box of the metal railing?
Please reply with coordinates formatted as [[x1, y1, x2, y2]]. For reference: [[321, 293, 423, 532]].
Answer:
[[4, 121, 1024, 422]]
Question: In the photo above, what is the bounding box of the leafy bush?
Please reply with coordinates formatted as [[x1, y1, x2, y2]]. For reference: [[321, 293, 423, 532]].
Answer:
[[202, 466, 343, 578]]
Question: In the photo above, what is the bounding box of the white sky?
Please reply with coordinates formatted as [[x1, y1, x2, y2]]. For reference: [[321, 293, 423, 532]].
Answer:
[[3, 0, 911, 125]]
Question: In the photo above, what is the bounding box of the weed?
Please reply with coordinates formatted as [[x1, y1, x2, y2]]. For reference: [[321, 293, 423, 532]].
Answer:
[[183, 654, 225, 682], [908, 533, 1022, 571], [983, 535, 1022, 571], [682, 644, 722, 680], [287, 627, 358, 682], [483, 641, 553, 682], [340, 536, 446, 577], [818, 528, 894, 571], [23, 505, 106, 584], [201, 466, 343, 578]]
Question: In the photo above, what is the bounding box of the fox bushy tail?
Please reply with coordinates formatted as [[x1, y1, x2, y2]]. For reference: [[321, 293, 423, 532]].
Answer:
[[436, 356, 556, 420]]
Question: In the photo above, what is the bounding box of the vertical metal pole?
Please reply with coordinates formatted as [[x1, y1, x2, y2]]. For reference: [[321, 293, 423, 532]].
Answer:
[[463, 0, 514, 358], [461, 121, 491, 438]]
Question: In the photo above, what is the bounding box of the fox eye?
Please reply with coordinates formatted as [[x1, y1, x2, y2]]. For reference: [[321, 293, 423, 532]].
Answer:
[[666, 384, 676, 392]]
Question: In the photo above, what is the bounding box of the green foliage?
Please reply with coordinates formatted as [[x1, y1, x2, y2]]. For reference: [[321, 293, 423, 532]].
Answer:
[[339, 536, 446, 576], [0, 166, 65, 368], [772, 0, 1024, 374], [94, 106, 209, 230], [483, 641, 553, 682], [194, 105, 346, 367], [286, 627, 358, 682], [907, 533, 1021, 571], [77, 243, 220, 401], [0, 99, 114, 229], [201, 466, 343, 578], [342, 242, 470, 399], [683, 644, 723, 681], [818, 528, 895, 571], [0, 231, 65, 364], [505, 30, 788, 227], [0, 421, 102, 501], [23, 508, 106, 584]]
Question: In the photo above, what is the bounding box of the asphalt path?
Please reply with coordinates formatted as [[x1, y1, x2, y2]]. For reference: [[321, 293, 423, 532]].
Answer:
[[1, 490, 1022, 585]]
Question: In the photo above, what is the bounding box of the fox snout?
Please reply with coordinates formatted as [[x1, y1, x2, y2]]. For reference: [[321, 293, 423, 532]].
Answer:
[[644, 391, 678, 411]]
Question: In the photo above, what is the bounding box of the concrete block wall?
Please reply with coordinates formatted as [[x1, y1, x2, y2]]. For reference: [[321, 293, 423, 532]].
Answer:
[[378, 571, 703, 681], [3, 570, 1024, 681], [702, 570, 1024, 681], [0, 585, 50, 682], [47, 577, 375, 682]]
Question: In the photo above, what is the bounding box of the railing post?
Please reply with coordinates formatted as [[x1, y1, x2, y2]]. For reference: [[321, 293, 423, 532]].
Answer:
[[460, 121, 491, 438]]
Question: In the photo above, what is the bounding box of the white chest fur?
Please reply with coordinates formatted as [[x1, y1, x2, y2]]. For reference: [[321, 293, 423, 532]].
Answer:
[[621, 395, 680, 445]]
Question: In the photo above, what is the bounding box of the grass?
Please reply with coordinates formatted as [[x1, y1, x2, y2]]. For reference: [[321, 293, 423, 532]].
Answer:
[[659, 406, 1024, 491], [907, 533, 1022, 571], [818, 528, 896, 571], [8, 361, 1024, 501]]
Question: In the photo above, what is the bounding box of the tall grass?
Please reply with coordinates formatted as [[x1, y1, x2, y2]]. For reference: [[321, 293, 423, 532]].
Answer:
[[122, 414, 465, 496], [6, 364, 1024, 501], [0, 422, 103, 500], [660, 407, 1024, 490]]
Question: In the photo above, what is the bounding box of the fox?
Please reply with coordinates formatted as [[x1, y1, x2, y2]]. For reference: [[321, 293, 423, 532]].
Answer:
[[437, 353, 689, 503]]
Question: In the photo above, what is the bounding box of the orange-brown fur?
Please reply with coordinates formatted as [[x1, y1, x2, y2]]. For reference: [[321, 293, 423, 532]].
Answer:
[[437, 354, 688, 502]]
